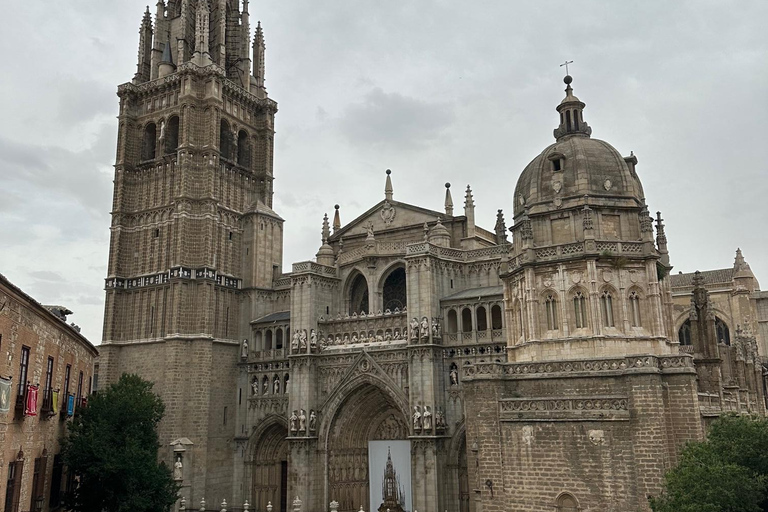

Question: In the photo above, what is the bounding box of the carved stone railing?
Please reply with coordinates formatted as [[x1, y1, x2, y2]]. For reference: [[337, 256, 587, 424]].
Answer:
[[292, 261, 338, 277], [404, 242, 508, 262], [318, 311, 409, 348], [510, 240, 649, 269], [444, 329, 507, 345], [463, 354, 695, 380], [335, 241, 409, 266], [499, 395, 630, 422], [443, 343, 507, 360], [678, 345, 695, 354], [272, 275, 291, 288]]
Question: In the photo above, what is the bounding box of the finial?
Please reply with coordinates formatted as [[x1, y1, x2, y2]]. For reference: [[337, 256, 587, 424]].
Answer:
[[333, 204, 341, 233], [321, 213, 330, 243], [464, 185, 474, 208], [385, 169, 393, 201], [494, 209, 507, 244], [444, 183, 453, 216]]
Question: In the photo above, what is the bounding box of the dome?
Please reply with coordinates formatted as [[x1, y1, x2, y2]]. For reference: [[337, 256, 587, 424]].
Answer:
[[513, 77, 644, 218], [513, 137, 644, 217]]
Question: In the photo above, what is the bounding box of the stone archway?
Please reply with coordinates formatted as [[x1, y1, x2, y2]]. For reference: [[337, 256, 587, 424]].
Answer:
[[326, 384, 409, 512], [251, 422, 289, 512]]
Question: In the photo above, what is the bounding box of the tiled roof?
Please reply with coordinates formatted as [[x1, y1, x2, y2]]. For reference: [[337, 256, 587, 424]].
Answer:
[[251, 311, 291, 324], [442, 285, 504, 301], [670, 268, 733, 288]]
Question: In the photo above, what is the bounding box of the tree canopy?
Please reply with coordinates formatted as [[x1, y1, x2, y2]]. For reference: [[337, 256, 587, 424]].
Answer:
[[650, 414, 768, 512], [62, 373, 179, 512]]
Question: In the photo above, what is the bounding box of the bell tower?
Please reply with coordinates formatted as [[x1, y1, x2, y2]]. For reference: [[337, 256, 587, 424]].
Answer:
[[99, 0, 281, 502]]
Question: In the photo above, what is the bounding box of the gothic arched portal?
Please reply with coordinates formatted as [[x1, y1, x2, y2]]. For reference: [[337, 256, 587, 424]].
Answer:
[[251, 422, 289, 512], [382, 267, 407, 312], [325, 383, 409, 512]]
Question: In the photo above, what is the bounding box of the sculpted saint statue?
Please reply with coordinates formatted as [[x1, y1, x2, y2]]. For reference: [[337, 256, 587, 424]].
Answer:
[[291, 330, 300, 351], [309, 410, 317, 432], [299, 330, 307, 350], [241, 339, 248, 359], [289, 410, 298, 433], [173, 455, 183, 480], [410, 318, 419, 340], [310, 329, 317, 351], [413, 406, 422, 431], [450, 367, 459, 386], [423, 406, 433, 431], [251, 378, 259, 395], [298, 409, 307, 432], [420, 317, 430, 340], [273, 376, 280, 394], [263, 378, 268, 395]]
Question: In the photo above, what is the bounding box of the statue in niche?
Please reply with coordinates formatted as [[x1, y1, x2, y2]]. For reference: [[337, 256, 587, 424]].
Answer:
[[273, 376, 280, 394], [291, 330, 300, 351], [251, 378, 259, 395], [289, 410, 298, 433], [262, 378, 269, 395], [365, 221, 375, 240], [384, 331, 392, 341], [432, 318, 441, 338], [310, 329, 317, 352], [450, 365, 459, 386], [413, 406, 422, 432], [343, 334, 350, 344], [240, 339, 248, 359], [351, 333, 358, 343], [410, 318, 419, 340], [298, 409, 307, 433], [393, 329, 401, 340], [299, 330, 307, 351], [423, 406, 433, 431], [159, 120, 166, 143], [358, 332, 367, 342], [173, 454, 183, 480], [420, 317, 430, 340], [435, 408, 446, 432], [309, 410, 317, 433]]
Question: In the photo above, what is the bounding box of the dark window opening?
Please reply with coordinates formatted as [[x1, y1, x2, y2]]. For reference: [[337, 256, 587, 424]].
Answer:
[[219, 120, 233, 160], [276, 329, 283, 350], [461, 308, 473, 332], [382, 267, 407, 311], [349, 274, 369, 315], [552, 158, 561, 171], [476, 306, 488, 331], [491, 305, 503, 330], [141, 123, 157, 161], [565, 110, 572, 132], [237, 130, 250, 167], [447, 309, 458, 334], [716, 317, 731, 345], [164, 116, 179, 155]]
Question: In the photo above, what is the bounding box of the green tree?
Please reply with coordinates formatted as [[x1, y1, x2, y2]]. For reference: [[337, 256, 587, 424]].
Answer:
[[650, 414, 768, 512], [62, 373, 180, 512]]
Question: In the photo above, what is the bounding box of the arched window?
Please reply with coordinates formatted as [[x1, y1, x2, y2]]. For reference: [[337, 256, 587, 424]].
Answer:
[[275, 328, 283, 350], [265, 330, 273, 350], [476, 306, 488, 331], [556, 493, 579, 512], [679, 319, 692, 346], [219, 119, 233, 160], [165, 116, 179, 154], [447, 309, 458, 334], [716, 317, 731, 345], [237, 129, 250, 167], [141, 123, 157, 161], [461, 308, 473, 332], [573, 291, 588, 329], [382, 267, 407, 311], [254, 331, 262, 351], [491, 305, 503, 330], [601, 291, 615, 327], [349, 273, 369, 315], [545, 294, 558, 331], [629, 291, 641, 327]]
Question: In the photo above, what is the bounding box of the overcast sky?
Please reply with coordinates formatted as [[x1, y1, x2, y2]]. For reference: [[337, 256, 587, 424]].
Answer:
[[1, 1, 766, 344]]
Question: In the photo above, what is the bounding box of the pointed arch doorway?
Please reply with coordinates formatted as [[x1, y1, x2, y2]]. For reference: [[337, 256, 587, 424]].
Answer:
[[251, 422, 289, 512], [325, 383, 409, 512]]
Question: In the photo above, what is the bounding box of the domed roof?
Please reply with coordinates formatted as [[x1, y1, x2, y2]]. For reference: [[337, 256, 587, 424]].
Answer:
[[513, 77, 644, 218]]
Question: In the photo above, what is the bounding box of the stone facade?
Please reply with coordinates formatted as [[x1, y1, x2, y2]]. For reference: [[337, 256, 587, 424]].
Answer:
[[98, 4, 767, 512], [0, 273, 98, 512]]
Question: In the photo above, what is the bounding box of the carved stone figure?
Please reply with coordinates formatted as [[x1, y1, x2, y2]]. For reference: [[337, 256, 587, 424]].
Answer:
[[431, 318, 440, 338], [173, 454, 183, 480], [310, 329, 317, 351], [393, 329, 401, 340], [410, 318, 419, 340], [420, 316, 430, 340], [240, 339, 248, 359], [251, 378, 259, 395], [273, 376, 280, 394], [412, 406, 422, 432], [435, 408, 446, 431], [291, 330, 300, 351], [299, 330, 307, 351], [423, 405, 433, 431], [263, 378, 269, 395], [298, 409, 307, 432], [289, 410, 298, 433], [343, 334, 350, 344], [450, 367, 459, 386], [309, 409, 317, 432], [384, 331, 392, 341], [351, 333, 358, 343]]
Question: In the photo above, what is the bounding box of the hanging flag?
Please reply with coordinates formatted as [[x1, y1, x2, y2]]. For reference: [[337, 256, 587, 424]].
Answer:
[[0, 376, 11, 414], [25, 384, 39, 416], [67, 394, 75, 416], [51, 390, 59, 415]]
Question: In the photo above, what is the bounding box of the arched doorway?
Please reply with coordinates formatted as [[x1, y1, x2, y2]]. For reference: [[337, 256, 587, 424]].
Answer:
[[326, 384, 409, 512], [251, 422, 289, 512]]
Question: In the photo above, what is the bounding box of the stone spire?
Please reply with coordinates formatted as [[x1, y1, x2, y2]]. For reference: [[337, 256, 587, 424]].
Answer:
[[494, 209, 507, 244], [464, 185, 476, 239], [193, 0, 212, 66], [316, 213, 335, 266], [252, 21, 266, 93], [158, 33, 176, 78], [553, 75, 592, 141], [332, 204, 341, 233], [385, 169, 393, 201], [444, 183, 453, 216], [655, 211, 669, 266], [133, 7, 154, 84]]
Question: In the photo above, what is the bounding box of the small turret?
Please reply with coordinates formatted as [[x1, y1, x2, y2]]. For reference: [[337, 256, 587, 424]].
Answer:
[[553, 75, 592, 141], [252, 21, 266, 96], [316, 214, 335, 266], [158, 34, 176, 78], [428, 217, 451, 247], [733, 248, 758, 292], [133, 8, 154, 84]]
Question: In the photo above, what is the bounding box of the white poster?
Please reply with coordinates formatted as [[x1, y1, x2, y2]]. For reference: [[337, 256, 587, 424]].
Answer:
[[368, 440, 412, 512]]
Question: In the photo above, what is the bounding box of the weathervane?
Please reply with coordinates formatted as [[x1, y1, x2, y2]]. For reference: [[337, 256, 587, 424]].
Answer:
[[560, 60, 573, 75]]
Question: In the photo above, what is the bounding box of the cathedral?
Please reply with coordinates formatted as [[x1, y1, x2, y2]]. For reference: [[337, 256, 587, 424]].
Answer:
[[96, 2, 768, 512]]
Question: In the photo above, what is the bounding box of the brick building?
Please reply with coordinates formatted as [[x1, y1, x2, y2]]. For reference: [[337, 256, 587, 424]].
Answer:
[[96, 3, 767, 511], [0, 273, 98, 512]]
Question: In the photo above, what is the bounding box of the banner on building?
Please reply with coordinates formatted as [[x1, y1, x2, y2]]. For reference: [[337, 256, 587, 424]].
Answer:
[[67, 393, 75, 416], [25, 384, 38, 416], [368, 440, 412, 512], [51, 390, 59, 415], [0, 376, 11, 413]]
